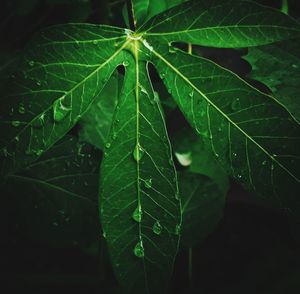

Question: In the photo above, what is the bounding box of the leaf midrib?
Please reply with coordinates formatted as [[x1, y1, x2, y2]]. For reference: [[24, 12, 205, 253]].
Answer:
[[144, 24, 300, 37]]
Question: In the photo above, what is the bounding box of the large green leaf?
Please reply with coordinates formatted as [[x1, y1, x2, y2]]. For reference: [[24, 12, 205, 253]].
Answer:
[[2, 136, 100, 246], [100, 52, 181, 293], [141, 0, 300, 47], [149, 42, 300, 214], [0, 24, 127, 176], [179, 172, 226, 249], [244, 38, 300, 122]]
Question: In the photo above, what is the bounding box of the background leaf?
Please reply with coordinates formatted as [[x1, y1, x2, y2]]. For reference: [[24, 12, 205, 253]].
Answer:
[[79, 72, 122, 150], [179, 172, 226, 249], [2, 135, 100, 247], [244, 38, 300, 122]]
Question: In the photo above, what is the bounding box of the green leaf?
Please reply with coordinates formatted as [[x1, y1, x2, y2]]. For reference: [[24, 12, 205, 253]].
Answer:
[[141, 0, 300, 47], [150, 43, 300, 215], [100, 53, 181, 293], [2, 136, 100, 247], [79, 72, 121, 150], [0, 24, 127, 176], [244, 38, 300, 122], [179, 172, 226, 248], [123, 0, 185, 28]]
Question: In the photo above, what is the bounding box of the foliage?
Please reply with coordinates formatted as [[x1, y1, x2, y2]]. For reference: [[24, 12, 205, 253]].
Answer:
[[0, 0, 300, 293]]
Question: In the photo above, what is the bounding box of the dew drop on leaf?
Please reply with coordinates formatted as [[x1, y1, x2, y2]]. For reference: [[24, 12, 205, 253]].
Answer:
[[231, 98, 241, 111], [175, 224, 181, 235], [33, 113, 45, 128], [175, 191, 180, 200], [53, 96, 71, 122], [152, 220, 162, 235], [160, 72, 166, 79], [18, 104, 25, 114], [28, 60, 34, 67], [262, 160, 267, 166], [189, 91, 194, 98], [36, 80, 41, 86], [105, 142, 111, 149], [92, 40, 98, 45], [144, 178, 152, 188], [123, 60, 130, 67], [133, 144, 144, 162], [133, 240, 144, 258], [11, 120, 21, 127], [132, 206, 142, 222], [74, 41, 80, 49]]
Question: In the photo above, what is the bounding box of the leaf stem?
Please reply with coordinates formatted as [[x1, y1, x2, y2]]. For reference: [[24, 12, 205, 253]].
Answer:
[[188, 248, 193, 288], [126, 0, 136, 31], [281, 0, 289, 15]]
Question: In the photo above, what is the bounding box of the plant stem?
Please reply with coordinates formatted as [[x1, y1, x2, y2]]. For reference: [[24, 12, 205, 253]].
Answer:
[[126, 0, 136, 31], [188, 248, 193, 288], [281, 0, 289, 15]]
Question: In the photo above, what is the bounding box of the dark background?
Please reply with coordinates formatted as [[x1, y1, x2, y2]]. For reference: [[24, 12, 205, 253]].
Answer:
[[1, 0, 300, 293]]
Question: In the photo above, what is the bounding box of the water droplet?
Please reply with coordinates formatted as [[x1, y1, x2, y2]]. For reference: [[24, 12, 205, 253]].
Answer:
[[133, 240, 144, 258], [105, 142, 111, 149], [53, 96, 71, 122], [144, 178, 152, 188], [168, 158, 173, 166], [53, 221, 58, 226], [132, 206, 142, 222], [112, 132, 117, 140], [189, 91, 194, 98], [0, 147, 9, 157], [74, 41, 80, 49], [175, 224, 181, 235], [271, 163, 275, 170], [33, 113, 45, 128], [14, 136, 20, 142], [102, 231, 107, 239], [292, 64, 298, 69], [28, 60, 35, 67], [92, 40, 98, 45], [232, 152, 237, 157], [140, 85, 148, 95], [237, 174, 242, 179], [18, 104, 25, 114], [133, 144, 144, 162], [152, 220, 162, 235], [36, 80, 41, 86], [231, 98, 241, 111], [175, 191, 180, 200], [262, 160, 267, 166], [123, 60, 130, 67], [11, 120, 21, 127], [160, 72, 166, 79]]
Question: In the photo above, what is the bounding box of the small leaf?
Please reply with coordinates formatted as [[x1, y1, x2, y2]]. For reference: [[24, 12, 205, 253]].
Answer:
[[245, 38, 300, 122], [179, 172, 226, 248]]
